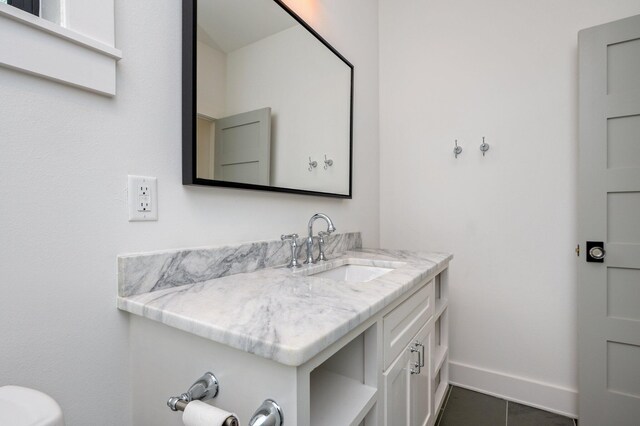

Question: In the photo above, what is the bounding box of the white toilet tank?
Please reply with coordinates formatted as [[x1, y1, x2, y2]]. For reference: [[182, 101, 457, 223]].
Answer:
[[0, 386, 65, 426]]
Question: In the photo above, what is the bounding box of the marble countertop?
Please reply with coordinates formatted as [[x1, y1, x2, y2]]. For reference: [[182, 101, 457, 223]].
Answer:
[[117, 248, 452, 366]]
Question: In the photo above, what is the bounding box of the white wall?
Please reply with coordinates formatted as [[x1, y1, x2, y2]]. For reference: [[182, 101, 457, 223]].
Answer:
[[379, 0, 640, 416], [0, 1, 379, 425], [64, 0, 115, 45], [226, 25, 351, 193]]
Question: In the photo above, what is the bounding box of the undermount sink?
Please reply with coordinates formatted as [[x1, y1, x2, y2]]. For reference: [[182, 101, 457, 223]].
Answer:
[[310, 264, 394, 282]]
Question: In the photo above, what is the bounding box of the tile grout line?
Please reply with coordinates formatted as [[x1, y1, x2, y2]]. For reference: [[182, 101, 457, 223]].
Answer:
[[505, 400, 509, 426]]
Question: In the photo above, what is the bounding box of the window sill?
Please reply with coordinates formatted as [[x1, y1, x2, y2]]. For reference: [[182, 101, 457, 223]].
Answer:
[[0, 3, 122, 96]]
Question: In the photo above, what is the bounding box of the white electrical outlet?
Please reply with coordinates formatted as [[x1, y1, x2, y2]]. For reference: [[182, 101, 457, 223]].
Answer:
[[128, 175, 158, 221]]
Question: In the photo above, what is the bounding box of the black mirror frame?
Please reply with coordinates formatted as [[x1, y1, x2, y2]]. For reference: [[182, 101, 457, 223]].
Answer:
[[182, 0, 354, 199]]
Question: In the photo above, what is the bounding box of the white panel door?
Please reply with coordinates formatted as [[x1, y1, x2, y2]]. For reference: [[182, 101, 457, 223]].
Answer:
[[410, 323, 433, 426], [214, 107, 271, 185], [578, 14, 640, 426], [384, 348, 412, 426]]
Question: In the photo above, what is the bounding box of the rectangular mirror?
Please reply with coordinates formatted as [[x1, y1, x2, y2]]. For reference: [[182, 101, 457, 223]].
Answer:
[[182, 0, 354, 198]]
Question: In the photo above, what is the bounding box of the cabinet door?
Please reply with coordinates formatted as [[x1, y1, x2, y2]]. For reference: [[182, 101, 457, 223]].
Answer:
[[383, 280, 434, 369], [410, 323, 434, 426], [384, 347, 414, 426]]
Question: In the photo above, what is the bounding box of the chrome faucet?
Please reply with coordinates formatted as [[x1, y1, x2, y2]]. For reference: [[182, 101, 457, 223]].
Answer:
[[305, 213, 336, 264]]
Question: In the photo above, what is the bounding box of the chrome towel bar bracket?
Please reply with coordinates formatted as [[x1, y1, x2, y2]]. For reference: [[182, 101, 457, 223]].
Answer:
[[249, 399, 284, 426]]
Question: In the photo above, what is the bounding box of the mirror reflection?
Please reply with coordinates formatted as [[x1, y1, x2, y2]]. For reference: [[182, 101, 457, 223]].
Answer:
[[194, 0, 353, 196]]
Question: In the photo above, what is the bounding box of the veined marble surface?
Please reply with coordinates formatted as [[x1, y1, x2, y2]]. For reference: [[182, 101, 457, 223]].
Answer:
[[118, 232, 361, 297], [118, 248, 452, 366]]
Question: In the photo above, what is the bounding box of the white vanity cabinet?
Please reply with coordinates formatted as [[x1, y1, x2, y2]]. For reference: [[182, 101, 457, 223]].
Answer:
[[125, 262, 450, 426]]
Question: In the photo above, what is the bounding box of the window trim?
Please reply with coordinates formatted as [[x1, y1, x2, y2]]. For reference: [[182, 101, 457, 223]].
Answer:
[[0, 2, 121, 95]]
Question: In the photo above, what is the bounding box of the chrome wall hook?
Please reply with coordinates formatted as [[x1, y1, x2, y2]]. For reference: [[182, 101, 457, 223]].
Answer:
[[480, 137, 490, 156], [308, 157, 318, 172], [324, 154, 333, 169], [453, 140, 463, 158]]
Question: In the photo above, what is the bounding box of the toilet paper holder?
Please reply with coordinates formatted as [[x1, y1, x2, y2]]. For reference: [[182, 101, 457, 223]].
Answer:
[[167, 372, 220, 412], [167, 372, 283, 426]]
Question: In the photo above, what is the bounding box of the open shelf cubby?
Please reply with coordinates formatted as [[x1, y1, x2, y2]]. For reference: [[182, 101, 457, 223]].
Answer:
[[433, 270, 450, 414], [310, 369, 377, 426], [310, 325, 378, 426]]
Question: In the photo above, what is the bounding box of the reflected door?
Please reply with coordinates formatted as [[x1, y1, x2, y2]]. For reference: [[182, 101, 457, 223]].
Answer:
[[213, 107, 271, 186]]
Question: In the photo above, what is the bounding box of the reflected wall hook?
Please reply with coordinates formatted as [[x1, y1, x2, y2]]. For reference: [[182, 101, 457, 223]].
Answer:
[[480, 137, 490, 156], [324, 154, 333, 169], [453, 140, 463, 158], [308, 157, 318, 172]]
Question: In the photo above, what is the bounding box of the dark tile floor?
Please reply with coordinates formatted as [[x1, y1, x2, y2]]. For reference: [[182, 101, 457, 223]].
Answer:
[[436, 386, 576, 426]]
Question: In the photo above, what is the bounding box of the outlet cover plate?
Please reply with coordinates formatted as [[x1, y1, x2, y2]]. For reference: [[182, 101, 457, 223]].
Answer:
[[128, 175, 158, 221]]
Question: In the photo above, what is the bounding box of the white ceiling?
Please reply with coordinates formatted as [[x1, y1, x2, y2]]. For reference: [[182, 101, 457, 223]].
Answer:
[[197, 0, 298, 53]]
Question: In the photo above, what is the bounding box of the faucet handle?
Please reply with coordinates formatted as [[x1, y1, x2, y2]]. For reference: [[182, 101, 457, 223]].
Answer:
[[316, 232, 330, 262], [281, 234, 301, 268], [281, 234, 299, 244]]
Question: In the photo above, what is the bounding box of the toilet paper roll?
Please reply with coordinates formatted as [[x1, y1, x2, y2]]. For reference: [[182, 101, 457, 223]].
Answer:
[[182, 400, 239, 426]]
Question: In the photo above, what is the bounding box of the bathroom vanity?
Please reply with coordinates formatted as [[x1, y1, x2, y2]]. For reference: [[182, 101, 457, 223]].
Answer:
[[118, 235, 451, 426]]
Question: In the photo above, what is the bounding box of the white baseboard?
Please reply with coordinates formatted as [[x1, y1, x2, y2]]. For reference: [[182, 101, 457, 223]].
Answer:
[[449, 360, 578, 419]]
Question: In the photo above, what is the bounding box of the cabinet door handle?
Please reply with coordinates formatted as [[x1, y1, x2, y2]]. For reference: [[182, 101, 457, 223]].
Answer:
[[416, 342, 425, 367], [410, 344, 422, 374]]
